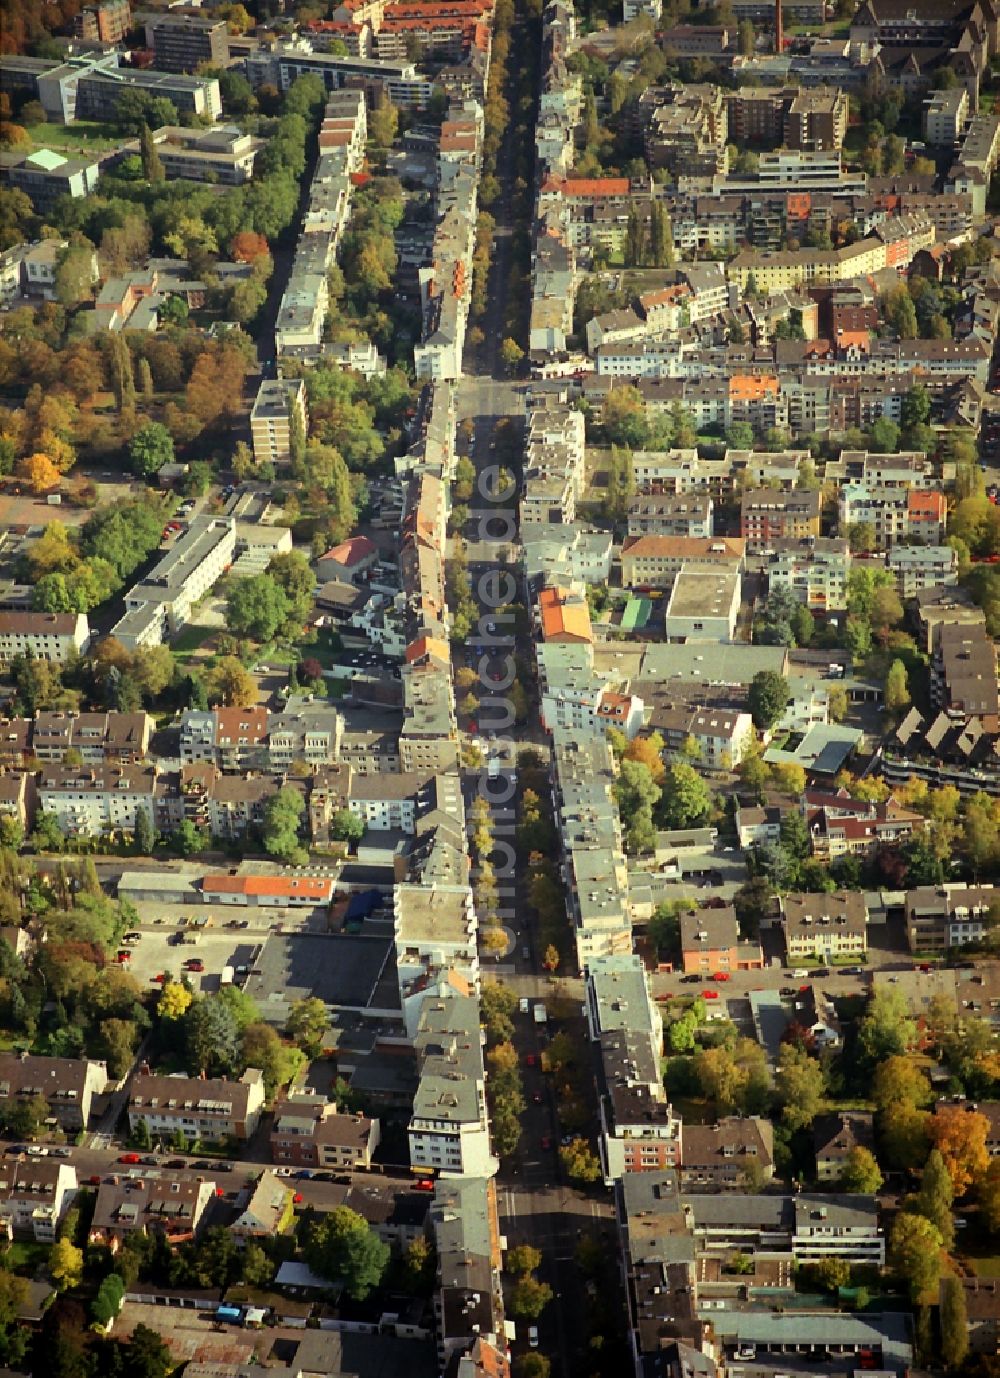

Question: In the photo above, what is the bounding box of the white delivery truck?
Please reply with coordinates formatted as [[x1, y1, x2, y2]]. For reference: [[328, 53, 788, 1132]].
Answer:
[[220, 965, 235, 986], [533, 1002, 547, 1025]]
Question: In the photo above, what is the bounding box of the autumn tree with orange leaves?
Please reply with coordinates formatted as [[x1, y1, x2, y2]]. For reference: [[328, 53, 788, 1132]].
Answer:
[[927, 1103, 990, 1196], [17, 453, 60, 494]]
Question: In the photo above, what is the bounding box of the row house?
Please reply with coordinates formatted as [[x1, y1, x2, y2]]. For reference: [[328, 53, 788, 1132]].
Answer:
[[679, 1117, 775, 1191], [409, 984, 497, 1178], [270, 1094, 380, 1169], [905, 883, 997, 953], [838, 484, 946, 548], [678, 906, 763, 976], [0, 1052, 107, 1132], [0, 1159, 77, 1243], [0, 612, 90, 665], [740, 488, 822, 553], [430, 1176, 504, 1372], [585, 956, 679, 1185], [37, 764, 159, 838], [780, 890, 868, 961], [626, 493, 713, 539], [128, 1069, 266, 1145], [621, 536, 746, 590], [89, 1173, 217, 1253], [766, 537, 851, 612]]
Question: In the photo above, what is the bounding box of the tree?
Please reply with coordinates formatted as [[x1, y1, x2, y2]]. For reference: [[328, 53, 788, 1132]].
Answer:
[[660, 763, 712, 829], [508, 1276, 554, 1319], [890, 1212, 942, 1303], [286, 996, 329, 1058], [500, 337, 524, 375], [911, 1148, 955, 1248], [128, 422, 174, 478], [775, 1042, 825, 1132], [940, 1274, 969, 1370], [17, 453, 60, 494], [859, 988, 916, 1065], [91, 1273, 125, 1328], [883, 659, 910, 715], [748, 671, 790, 731], [54, 245, 97, 307], [262, 785, 307, 864], [329, 808, 365, 843], [205, 656, 256, 708], [559, 1137, 602, 1182], [514, 1356, 551, 1378], [840, 1146, 883, 1194], [927, 1103, 990, 1196], [368, 94, 399, 148], [506, 1245, 542, 1277], [305, 1206, 389, 1298], [542, 943, 560, 972], [140, 124, 165, 183], [50, 1237, 84, 1291], [133, 806, 156, 856], [184, 997, 241, 1078], [268, 550, 315, 631], [226, 574, 290, 643], [241, 1022, 304, 1099]]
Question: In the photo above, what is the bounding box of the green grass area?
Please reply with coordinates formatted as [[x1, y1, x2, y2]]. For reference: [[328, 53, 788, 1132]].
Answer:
[[170, 624, 217, 657], [22, 119, 121, 153], [1, 1240, 50, 1276]]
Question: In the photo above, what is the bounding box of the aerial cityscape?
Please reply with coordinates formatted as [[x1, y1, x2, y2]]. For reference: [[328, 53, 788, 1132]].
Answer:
[[0, 0, 999, 1374]]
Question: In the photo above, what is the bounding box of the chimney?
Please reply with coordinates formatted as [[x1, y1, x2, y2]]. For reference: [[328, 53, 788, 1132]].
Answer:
[[775, 0, 783, 53]]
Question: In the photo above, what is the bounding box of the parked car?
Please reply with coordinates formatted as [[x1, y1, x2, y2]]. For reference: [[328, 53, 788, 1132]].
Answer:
[[711, 972, 730, 982], [702, 989, 719, 1000], [183, 958, 205, 973], [528, 1327, 539, 1349], [119, 1153, 141, 1165]]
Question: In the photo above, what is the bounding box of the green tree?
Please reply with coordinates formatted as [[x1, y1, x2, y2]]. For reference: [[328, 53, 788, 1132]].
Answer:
[[140, 125, 165, 183], [939, 1273, 969, 1369], [91, 1273, 125, 1328], [514, 1356, 551, 1378], [884, 659, 910, 715], [50, 1237, 84, 1291], [889, 1212, 941, 1303], [911, 1148, 955, 1250], [559, 1137, 602, 1182], [508, 1275, 554, 1319], [506, 1245, 542, 1277], [500, 337, 524, 375], [329, 808, 365, 843], [304, 1206, 389, 1298], [775, 1042, 825, 1132], [840, 1145, 883, 1194], [859, 988, 916, 1065], [133, 806, 156, 856], [286, 996, 329, 1058], [748, 671, 790, 730], [660, 762, 712, 829], [262, 785, 307, 864], [226, 574, 290, 642]]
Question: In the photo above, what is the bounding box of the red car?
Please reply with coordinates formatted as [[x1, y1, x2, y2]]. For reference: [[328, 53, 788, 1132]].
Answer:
[[152, 973, 167, 983], [414, 1179, 435, 1192], [702, 989, 719, 1000], [184, 958, 205, 973], [711, 972, 730, 983], [119, 1153, 141, 1165], [115, 950, 132, 964], [540, 1135, 552, 1150], [524, 1053, 537, 1067]]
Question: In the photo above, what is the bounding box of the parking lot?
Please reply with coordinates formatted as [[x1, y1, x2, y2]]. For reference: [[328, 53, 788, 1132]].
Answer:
[[116, 901, 328, 993]]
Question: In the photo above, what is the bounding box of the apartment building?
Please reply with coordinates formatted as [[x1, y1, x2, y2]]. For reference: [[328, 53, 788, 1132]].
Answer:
[[74, 0, 131, 43], [664, 568, 741, 643], [37, 763, 159, 838], [182, 768, 283, 841], [250, 378, 309, 468], [813, 1110, 875, 1184], [0, 1053, 108, 1132], [886, 544, 958, 599], [30, 710, 152, 765], [784, 88, 849, 151], [0, 611, 89, 664], [430, 1177, 504, 1372], [268, 698, 344, 771], [394, 883, 478, 1005], [679, 1117, 775, 1190], [0, 148, 101, 211], [0, 1160, 77, 1243], [114, 517, 236, 650], [399, 662, 459, 774], [766, 537, 851, 612], [179, 706, 270, 770], [621, 536, 745, 589], [685, 1191, 883, 1265], [585, 956, 680, 1185], [679, 906, 762, 975], [932, 623, 1000, 718], [781, 890, 868, 961], [128, 1070, 266, 1145], [839, 484, 946, 548], [741, 488, 822, 553], [905, 884, 996, 953], [270, 1095, 380, 1170], [149, 14, 229, 72], [924, 86, 969, 147], [626, 493, 714, 538], [409, 984, 497, 1178]]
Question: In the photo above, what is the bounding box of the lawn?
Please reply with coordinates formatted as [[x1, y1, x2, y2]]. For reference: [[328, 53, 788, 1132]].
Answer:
[[1, 1240, 49, 1276], [23, 119, 121, 154], [170, 624, 217, 658]]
